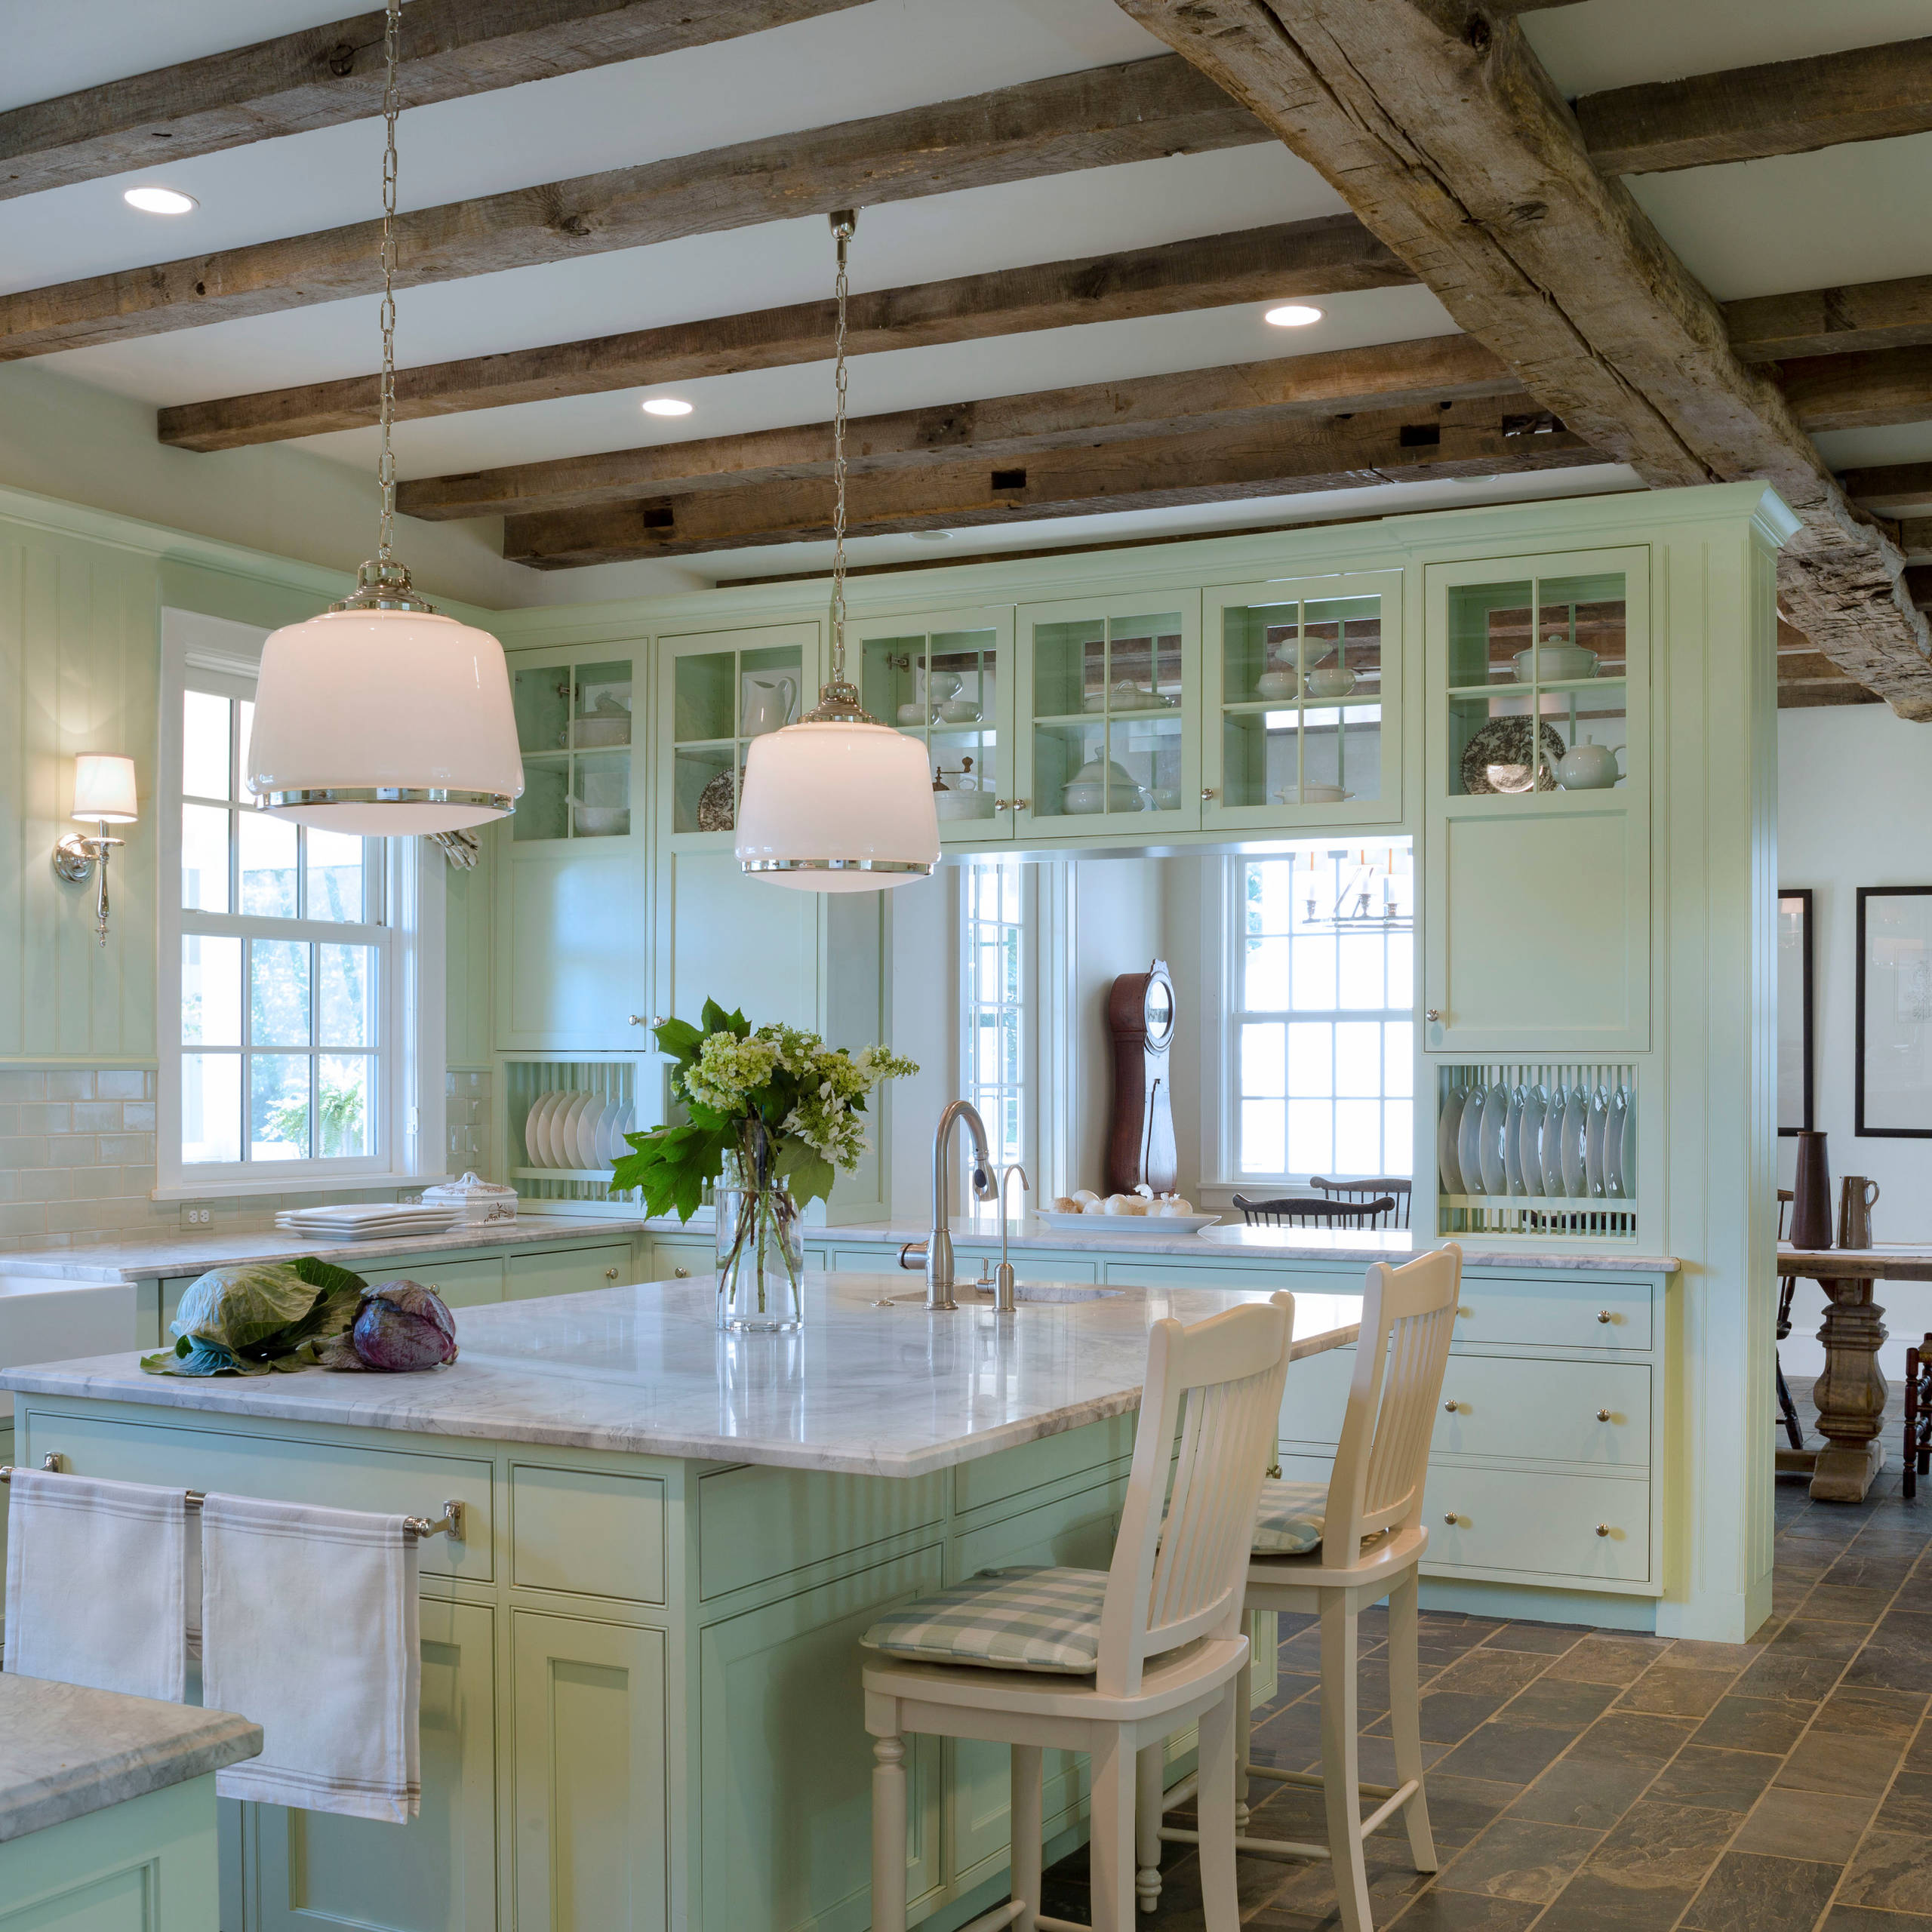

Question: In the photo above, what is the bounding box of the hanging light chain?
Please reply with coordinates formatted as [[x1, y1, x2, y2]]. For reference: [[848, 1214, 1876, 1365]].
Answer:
[[376, 0, 401, 568]]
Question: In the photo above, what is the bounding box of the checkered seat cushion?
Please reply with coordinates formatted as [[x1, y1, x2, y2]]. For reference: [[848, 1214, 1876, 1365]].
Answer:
[[860, 1566, 1109, 1675], [1251, 1478, 1329, 1556]]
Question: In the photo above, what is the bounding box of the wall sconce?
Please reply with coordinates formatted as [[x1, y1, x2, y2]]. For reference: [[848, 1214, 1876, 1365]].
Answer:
[[54, 755, 139, 945]]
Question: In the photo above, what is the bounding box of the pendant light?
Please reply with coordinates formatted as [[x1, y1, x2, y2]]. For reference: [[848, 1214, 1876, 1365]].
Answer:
[[246, 0, 521, 835], [735, 211, 939, 892]]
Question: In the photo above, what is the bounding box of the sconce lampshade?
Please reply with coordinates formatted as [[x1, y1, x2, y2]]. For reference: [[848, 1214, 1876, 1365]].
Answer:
[[735, 720, 939, 891], [247, 605, 523, 833], [72, 755, 138, 824]]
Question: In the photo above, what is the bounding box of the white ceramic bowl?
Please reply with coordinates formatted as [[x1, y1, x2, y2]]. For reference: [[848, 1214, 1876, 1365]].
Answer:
[[1254, 671, 1300, 700], [1061, 781, 1143, 814], [1513, 643, 1598, 682], [895, 701, 926, 726], [937, 700, 981, 724], [1306, 667, 1357, 699]]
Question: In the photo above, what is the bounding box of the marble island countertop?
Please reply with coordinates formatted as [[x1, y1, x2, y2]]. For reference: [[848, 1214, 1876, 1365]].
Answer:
[[1, 1272, 1361, 1478], [0, 1674, 261, 1843]]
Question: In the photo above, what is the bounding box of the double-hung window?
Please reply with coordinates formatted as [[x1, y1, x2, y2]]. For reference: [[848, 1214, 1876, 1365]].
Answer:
[[961, 857, 1034, 1181], [158, 611, 439, 1195], [1228, 846, 1414, 1182]]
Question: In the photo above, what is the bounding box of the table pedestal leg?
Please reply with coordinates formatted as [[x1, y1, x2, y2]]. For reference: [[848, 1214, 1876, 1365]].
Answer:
[[1810, 1276, 1888, 1503]]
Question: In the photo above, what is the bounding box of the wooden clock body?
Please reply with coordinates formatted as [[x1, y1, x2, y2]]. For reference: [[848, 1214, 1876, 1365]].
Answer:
[[1105, 959, 1178, 1197]]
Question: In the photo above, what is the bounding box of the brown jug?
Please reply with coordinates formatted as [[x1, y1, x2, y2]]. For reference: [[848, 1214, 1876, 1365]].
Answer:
[[1788, 1130, 1833, 1251], [1838, 1177, 1881, 1251]]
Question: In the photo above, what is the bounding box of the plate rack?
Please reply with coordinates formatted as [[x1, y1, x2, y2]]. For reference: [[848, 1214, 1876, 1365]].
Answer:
[[1437, 1060, 1637, 1240], [505, 1058, 640, 1211]]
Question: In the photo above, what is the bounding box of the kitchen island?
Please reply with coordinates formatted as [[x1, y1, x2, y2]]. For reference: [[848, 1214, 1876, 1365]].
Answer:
[[2, 1270, 1358, 1932]]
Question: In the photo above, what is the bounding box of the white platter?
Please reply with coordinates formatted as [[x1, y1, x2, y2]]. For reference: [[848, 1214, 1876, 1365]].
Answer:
[[1033, 1209, 1222, 1235], [557, 1093, 596, 1171]]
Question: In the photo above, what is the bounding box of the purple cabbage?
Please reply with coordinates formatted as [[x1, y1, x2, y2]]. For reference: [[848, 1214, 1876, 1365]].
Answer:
[[350, 1280, 459, 1371]]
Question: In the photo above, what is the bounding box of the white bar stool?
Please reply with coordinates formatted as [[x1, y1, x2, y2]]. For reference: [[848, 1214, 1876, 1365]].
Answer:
[[860, 1291, 1297, 1932], [1147, 1245, 1463, 1932]]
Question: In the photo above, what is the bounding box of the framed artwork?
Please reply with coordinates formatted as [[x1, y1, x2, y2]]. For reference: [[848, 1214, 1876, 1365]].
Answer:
[[1857, 886, 1932, 1137], [1777, 889, 1814, 1135]]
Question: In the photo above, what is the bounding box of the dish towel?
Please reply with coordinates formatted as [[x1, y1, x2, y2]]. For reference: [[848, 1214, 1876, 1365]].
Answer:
[[3, 1469, 191, 1702], [201, 1493, 420, 1823]]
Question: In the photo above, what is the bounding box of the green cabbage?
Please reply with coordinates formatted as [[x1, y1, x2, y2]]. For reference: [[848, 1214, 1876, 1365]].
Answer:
[[139, 1256, 367, 1377]]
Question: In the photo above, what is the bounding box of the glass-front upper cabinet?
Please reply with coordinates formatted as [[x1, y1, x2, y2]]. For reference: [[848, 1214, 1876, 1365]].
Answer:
[[657, 621, 817, 844], [854, 605, 1016, 847], [1202, 571, 1402, 829], [1016, 592, 1201, 835], [509, 651, 639, 843]]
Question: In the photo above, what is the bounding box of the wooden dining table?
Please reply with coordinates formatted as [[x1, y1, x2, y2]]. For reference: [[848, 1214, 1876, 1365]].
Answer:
[[1777, 1243, 1932, 1501]]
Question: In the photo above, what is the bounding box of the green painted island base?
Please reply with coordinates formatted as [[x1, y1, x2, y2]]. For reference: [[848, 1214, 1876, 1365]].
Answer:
[[0, 1774, 221, 1932], [17, 1398, 1269, 1932]]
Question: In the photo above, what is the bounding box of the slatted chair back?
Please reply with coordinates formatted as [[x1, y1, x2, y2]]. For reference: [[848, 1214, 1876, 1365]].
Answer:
[[1098, 1291, 1295, 1697], [1232, 1193, 1398, 1229], [1319, 1247, 1463, 1561], [1310, 1176, 1414, 1230], [1777, 1187, 1794, 1241]]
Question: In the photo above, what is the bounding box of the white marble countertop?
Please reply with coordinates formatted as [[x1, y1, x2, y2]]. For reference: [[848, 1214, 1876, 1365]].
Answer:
[[0, 1674, 260, 1843], [1, 1272, 1361, 1478], [0, 1214, 654, 1284], [657, 1214, 1679, 1275]]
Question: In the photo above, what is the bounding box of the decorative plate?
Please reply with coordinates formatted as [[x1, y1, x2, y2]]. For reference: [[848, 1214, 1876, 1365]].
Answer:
[[696, 768, 740, 832], [1460, 718, 1566, 795]]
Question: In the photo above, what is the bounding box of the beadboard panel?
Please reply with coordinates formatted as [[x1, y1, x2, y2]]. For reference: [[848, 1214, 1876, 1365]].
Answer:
[[0, 525, 159, 1062]]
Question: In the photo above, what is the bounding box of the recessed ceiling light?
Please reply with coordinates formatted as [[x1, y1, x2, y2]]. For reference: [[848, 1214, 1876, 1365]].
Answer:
[[1264, 303, 1323, 328], [641, 396, 694, 417], [123, 186, 198, 215]]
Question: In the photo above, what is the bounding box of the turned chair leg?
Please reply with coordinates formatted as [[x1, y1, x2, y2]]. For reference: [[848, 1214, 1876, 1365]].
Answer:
[[1908, 1346, 1921, 1503], [1134, 1741, 1164, 1915], [1195, 1684, 1241, 1931], [1011, 1744, 1044, 1932], [1777, 1358, 1805, 1453], [870, 1732, 909, 1932], [1234, 1652, 1254, 1829], [1090, 1732, 1141, 1932], [1386, 1569, 1437, 1873], [1320, 1595, 1374, 1932]]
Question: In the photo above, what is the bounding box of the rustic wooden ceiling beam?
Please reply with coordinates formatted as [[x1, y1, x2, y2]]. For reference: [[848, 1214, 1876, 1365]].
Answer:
[[0, 2, 869, 202], [1111, 0, 1932, 716], [1725, 273, 1932, 365], [1777, 345, 1932, 433], [155, 216, 1410, 451], [1574, 34, 1932, 177], [1779, 683, 1884, 708], [1842, 465, 1932, 517], [1900, 518, 1932, 559], [0, 55, 1262, 361], [398, 334, 1519, 521], [499, 398, 1600, 565]]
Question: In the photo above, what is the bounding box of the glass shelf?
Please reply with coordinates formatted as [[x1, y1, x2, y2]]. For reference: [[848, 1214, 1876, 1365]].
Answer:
[[512, 658, 636, 841]]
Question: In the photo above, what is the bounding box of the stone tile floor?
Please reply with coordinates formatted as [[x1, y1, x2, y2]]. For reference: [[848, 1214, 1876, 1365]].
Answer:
[[1045, 1392, 1932, 1930]]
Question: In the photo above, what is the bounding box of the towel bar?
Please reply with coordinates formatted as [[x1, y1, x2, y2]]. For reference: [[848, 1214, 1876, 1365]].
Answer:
[[0, 1460, 466, 1543]]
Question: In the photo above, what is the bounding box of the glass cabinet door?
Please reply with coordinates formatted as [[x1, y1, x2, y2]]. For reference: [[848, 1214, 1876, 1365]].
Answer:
[[854, 606, 1015, 846], [510, 654, 638, 843], [1203, 571, 1401, 828], [658, 623, 817, 842], [1018, 595, 1199, 833]]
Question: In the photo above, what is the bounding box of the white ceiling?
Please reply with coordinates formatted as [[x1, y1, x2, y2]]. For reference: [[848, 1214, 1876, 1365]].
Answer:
[[3, 0, 1924, 603]]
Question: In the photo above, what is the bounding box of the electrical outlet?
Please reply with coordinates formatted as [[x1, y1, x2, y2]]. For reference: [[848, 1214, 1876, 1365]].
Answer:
[[180, 1203, 215, 1228]]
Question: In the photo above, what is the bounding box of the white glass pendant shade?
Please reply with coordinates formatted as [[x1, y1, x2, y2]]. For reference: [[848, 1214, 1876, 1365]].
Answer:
[[72, 754, 138, 823], [736, 720, 938, 891], [248, 606, 523, 833]]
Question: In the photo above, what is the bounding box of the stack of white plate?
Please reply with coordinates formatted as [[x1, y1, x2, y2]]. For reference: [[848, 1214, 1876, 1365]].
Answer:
[[273, 1202, 462, 1241], [521, 1091, 635, 1171]]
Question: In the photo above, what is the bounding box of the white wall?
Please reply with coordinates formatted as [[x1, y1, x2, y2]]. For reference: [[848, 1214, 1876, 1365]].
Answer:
[[1778, 703, 1932, 1377]]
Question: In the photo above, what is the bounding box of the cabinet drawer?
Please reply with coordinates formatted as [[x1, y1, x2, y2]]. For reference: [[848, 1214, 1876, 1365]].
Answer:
[[699, 1463, 946, 1600], [24, 1411, 494, 1581], [1455, 1278, 1652, 1351], [508, 1244, 632, 1302], [392, 1255, 505, 1309], [649, 1238, 712, 1281], [1280, 1345, 1355, 1449], [953, 1412, 1136, 1515], [1425, 1465, 1650, 1585], [1435, 1359, 1650, 1468], [513, 1463, 666, 1603]]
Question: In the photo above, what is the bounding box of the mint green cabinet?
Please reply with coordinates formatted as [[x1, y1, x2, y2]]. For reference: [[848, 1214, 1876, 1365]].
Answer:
[[0, 1777, 220, 1932], [249, 1598, 498, 1932], [512, 1610, 669, 1932]]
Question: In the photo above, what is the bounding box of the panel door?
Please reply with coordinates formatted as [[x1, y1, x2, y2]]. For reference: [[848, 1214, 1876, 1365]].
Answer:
[[251, 1598, 497, 1932], [851, 605, 1017, 847], [507, 1243, 635, 1300], [512, 1611, 669, 1932], [1201, 571, 1403, 831], [1014, 592, 1201, 838], [1423, 548, 1651, 1054]]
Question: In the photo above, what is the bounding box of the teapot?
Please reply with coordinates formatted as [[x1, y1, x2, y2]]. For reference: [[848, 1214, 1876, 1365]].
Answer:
[[1554, 742, 1625, 791], [741, 672, 798, 737]]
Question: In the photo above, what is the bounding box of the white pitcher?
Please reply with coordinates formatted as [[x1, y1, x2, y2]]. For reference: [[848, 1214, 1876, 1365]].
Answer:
[[741, 672, 798, 737]]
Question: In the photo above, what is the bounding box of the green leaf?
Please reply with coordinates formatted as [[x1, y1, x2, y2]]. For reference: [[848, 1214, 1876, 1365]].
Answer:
[[610, 1119, 731, 1220], [774, 1134, 837, 1208], [699, 998, 749, 1039], [653, 1016, 702, 1061]]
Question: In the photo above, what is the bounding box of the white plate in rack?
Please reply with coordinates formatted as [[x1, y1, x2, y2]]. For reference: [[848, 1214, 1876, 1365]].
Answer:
[[529, 1092, 563, 1169], [1033, 1210, 1222, 1235], [1437, 1082, 1467, 1195], [574, 1097, 610, 1170], [557, 1093, 595, 1171]]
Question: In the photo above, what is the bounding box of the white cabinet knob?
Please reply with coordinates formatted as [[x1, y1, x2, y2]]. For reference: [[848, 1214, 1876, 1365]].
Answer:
[[994, 798, 1030, 811], [629, 1014, 647, 1026], [1426, 1010, 1441, 1023]]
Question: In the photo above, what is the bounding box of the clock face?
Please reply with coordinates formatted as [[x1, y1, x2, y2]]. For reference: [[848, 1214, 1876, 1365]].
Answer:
[[1145, 976, 1174, 1044]]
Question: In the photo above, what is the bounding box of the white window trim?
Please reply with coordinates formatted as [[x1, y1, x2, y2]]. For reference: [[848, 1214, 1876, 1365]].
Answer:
[[155, 608, 445, 1200]]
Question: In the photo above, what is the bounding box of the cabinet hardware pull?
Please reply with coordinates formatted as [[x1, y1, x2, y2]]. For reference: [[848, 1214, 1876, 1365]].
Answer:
[[1596, 1408, 1612, 1422], [605, 1267, 620, 1281], [1426, 1010, 1441, 1023], [673, 1267, 691, 1278], [994, 798, 1030, 811], [628, 1014, 646, 1026], [1595, 1524, 1611, 1537], [1443, 1400, 1459, 1414], [1597, 1310, 1614, 1324], [1443, 1512, 1461, 1526], [1457, 1306, 1472, 1318], [1201, 786, 1217, 801]]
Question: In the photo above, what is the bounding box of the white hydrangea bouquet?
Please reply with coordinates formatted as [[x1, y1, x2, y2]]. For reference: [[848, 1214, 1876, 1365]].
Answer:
[[611, 1000, 916, 1330]]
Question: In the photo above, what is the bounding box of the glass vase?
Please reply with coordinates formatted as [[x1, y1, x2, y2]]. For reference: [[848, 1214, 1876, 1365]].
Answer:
[[715, 1132, 804, 1332]]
